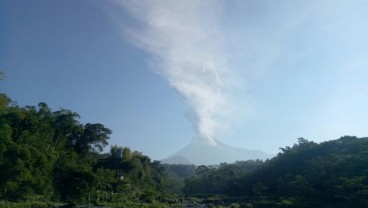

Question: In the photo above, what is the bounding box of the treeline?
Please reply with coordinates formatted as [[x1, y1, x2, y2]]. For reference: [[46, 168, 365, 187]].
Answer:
[[182, 137, 368, 207], [2, 93, 368, 208], [183, 160, 263, 196], [0, 94, 177, 206]]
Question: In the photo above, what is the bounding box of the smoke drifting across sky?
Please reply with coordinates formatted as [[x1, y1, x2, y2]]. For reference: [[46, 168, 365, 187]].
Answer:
[[2, 0, 368, 159], [111, 0, 368, 152], [115, 0, 236, 145]]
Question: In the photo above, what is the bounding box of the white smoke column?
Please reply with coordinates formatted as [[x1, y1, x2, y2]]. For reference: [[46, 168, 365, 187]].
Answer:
[[114, 0, 231, 145]]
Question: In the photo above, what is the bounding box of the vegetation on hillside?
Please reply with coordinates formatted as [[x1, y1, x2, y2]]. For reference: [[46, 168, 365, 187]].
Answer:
[[182, 137, 368, 207], [1, 92, 368, 207], [0, 94, 179, 207]]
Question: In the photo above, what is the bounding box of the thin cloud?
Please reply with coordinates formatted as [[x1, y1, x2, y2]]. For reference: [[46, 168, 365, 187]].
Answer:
[[114, 0, 235, 145], [111, 0, 368, 151]]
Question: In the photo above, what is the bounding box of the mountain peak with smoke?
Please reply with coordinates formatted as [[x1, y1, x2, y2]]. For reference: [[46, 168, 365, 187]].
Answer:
[[162, 138, 272, 165], [116, 1, 262, 162], [193, 135, 219, 147]]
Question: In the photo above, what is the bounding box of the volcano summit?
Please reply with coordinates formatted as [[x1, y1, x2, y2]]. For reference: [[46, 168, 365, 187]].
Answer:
[[162, 138, 272, 165]]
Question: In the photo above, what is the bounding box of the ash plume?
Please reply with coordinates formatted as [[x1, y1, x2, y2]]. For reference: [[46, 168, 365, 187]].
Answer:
[[114, 0, 233, 145]]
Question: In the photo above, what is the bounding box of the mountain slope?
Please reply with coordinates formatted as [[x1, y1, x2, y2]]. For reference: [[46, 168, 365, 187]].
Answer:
[[162, 139, 272, 165]]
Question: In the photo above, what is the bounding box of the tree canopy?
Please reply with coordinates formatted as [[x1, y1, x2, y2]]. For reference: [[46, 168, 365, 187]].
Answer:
[[0, 94, 168, 205], [1, 93, 368, 208]]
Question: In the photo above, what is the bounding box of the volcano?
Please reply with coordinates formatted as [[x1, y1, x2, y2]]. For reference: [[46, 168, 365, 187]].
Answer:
[[162, 138, 272, 165]]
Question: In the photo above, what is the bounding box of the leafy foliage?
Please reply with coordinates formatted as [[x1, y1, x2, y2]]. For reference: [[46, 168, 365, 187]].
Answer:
[[2, 92, 368, 208], [0, 94, 173, 205], [183, 137, 368, 207]]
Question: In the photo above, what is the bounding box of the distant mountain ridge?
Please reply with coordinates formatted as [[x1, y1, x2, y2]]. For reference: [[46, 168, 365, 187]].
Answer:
[[162, 139, 272, 165]]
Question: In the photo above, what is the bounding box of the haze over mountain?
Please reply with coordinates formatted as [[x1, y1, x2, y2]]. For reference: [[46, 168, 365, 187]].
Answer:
[[162, 138, 272, 165], [2, 0, 368, 160]]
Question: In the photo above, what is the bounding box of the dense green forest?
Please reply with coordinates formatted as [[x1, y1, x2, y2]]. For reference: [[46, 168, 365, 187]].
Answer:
[[0, 94, 177, 207], [1, 93, 368, 207], [182, 137, 368, 207]]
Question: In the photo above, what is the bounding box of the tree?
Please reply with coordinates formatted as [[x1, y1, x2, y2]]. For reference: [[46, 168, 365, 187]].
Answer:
[[0, 94, 10, 114], [110, 145, 124, 159], [75, 123, 111, 155], [122, 147, 132, 161], [54, 153, 98, 203], [0, 143, 54, 200], [53, 109, 83, 151]]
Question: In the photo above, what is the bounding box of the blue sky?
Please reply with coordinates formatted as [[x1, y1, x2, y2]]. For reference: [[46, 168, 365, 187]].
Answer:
[[1, 0, 368, 160]]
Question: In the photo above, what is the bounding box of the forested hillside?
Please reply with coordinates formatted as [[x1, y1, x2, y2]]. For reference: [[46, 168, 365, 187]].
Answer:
[[183, 137, 368, 207], [1, 93, 368, 208], [0, 94, 176, 207]]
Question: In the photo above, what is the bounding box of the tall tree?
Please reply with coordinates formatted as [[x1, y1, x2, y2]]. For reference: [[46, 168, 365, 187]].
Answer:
[[75, 123, 111, 155]]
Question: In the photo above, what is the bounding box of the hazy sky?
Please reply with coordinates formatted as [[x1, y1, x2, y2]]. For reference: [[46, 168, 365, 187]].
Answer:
[[1, 0, 368, 160]]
